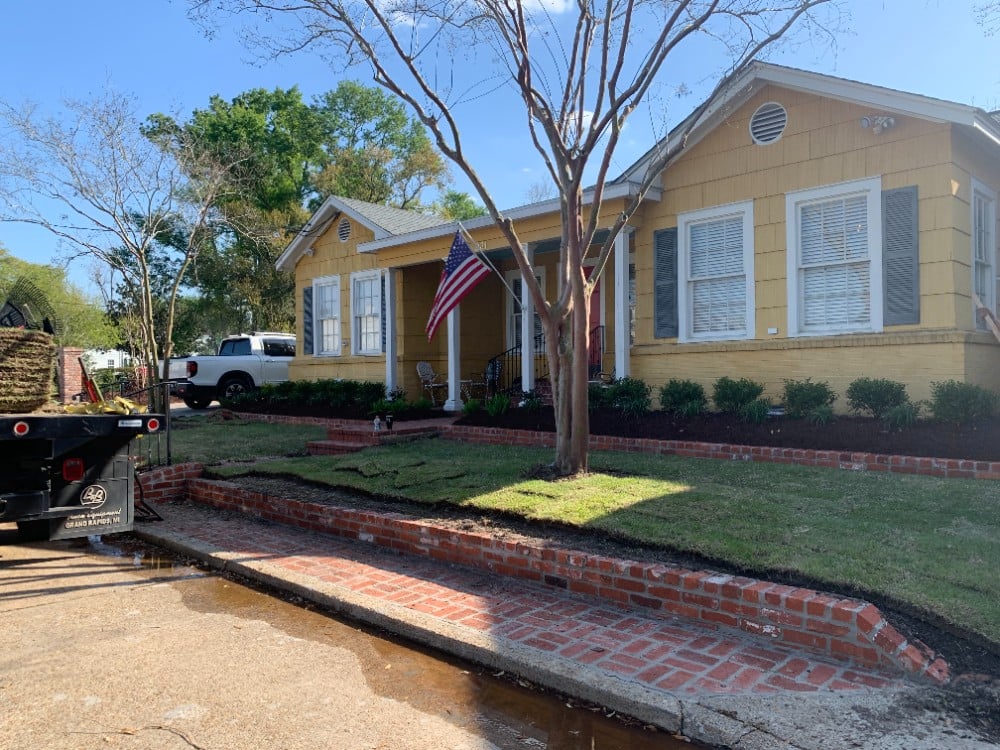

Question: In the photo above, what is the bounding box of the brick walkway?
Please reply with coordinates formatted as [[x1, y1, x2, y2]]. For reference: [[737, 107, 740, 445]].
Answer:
[[141, 502, 905, 699]]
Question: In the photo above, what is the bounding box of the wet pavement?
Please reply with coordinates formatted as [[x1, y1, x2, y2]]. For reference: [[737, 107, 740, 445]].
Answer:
[[131, 501, 995, 749], [0, 529, 696, 749]]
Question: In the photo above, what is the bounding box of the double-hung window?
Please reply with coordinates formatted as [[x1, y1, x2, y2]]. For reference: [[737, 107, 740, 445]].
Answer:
[[313, 275, 341, 356], [972, 179, 997, 328], [351, 270, 382, 355], [677, 201, 754, 342], [786, 177, 882, 336]]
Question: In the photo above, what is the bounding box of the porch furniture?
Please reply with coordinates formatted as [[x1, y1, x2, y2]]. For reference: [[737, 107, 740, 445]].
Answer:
[[468, 358, 503, 399], [417, 361, 446, 405]]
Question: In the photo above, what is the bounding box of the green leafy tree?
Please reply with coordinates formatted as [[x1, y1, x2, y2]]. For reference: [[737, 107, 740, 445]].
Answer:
[[148, 83, 450, 333], [433, 190, 487, 221]]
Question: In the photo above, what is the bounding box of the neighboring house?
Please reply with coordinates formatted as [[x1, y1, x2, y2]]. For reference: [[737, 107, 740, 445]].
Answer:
[[276, 62, 1000, 410], [82, 349, 135, 372]]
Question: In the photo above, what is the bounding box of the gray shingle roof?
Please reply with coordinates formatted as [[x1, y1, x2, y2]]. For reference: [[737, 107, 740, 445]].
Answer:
[[335, 196, 448, 236]]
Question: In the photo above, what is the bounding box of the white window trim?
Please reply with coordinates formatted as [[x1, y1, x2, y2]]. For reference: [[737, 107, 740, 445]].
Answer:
[[505, 267, 546, 350], [312, 274, 341, 357], [677, 200, 755, 343], [785, 176, 883, 338], [350, 269, 382, 356], [971, 178, 997, 327]]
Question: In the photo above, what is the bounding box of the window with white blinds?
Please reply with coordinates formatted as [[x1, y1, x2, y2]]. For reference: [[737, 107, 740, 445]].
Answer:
[[313, 275, 341, 356], [786, 178, 883, 336], [351, 270, 382, 355], [678, 201, 754, 341], [972, 179, 996, 329]]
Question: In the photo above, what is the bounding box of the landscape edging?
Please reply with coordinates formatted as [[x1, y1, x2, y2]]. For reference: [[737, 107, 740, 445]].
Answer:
[[216, 410, 1000, 480], [137, 463, 949, 683]]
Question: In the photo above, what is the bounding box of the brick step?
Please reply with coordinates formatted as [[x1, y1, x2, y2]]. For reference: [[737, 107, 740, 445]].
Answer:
[[309, 424, 443, 456]]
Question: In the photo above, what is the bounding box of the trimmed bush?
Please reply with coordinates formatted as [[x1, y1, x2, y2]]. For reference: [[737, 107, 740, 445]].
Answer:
[[783, 378, 836, 419], [608, 377, 652, 418], [462, 398, 481, 415], [588, 382, 613, 410], [929, 380, 998, 424], [659, 379, 707, 415], [713, 376, 764, 413], [846, 378, 909, 419]]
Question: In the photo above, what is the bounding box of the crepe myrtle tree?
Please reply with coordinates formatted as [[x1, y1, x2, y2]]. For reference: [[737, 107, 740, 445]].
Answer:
[[0, 90, 242, 411], [192, 0, 837, 475]]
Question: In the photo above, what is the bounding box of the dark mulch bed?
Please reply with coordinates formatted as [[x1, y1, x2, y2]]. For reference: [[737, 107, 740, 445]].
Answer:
[[456, 407, 1000, 462]]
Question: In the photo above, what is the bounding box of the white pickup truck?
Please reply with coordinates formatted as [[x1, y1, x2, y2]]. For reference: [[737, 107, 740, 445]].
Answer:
[[171, 332, 296, 409]]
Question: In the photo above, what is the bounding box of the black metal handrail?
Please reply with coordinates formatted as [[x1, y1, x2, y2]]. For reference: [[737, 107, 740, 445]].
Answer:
[[483, 333, 548, 396]]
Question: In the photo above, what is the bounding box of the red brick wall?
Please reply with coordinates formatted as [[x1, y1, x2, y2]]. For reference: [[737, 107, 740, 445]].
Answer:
[[159, 467, 946, 683], [58, 347, 85, 403]]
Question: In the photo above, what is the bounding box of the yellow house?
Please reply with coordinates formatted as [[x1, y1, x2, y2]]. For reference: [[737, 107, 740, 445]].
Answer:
[[276, 63, 1000, 410]]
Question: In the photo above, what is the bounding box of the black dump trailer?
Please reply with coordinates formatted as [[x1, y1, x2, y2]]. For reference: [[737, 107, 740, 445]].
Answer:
[[0, 412, 163, 541]]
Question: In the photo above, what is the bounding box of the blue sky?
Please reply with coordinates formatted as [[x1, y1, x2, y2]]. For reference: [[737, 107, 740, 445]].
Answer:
[[1, 0, 998, 294]]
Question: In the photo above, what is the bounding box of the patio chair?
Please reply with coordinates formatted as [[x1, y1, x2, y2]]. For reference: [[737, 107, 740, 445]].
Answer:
[[469, 358, 503, 399], [417, 361, 446, 405]]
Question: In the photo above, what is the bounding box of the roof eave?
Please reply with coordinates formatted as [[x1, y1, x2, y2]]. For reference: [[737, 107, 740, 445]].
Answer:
[[357, 181, 658, 254]]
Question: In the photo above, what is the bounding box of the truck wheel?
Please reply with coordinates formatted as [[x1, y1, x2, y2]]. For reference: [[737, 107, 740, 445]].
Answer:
[[220, 376, 253, 401], [16, 520, 50, 541], [183, 395, 212, 410]]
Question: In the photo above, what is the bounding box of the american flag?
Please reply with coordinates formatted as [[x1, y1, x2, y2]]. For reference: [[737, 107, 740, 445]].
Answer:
[[426, 230, 491, 342]]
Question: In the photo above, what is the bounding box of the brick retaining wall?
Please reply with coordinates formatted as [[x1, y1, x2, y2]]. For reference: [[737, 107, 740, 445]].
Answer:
[[137, 463, 950, 683], [442, 424, 1000, 480]]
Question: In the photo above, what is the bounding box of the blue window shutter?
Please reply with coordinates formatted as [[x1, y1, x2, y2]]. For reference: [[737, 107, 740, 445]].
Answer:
[[882, 186, 920, 325], [654, 227, 679, 338], [380, 273, 387, 354], [302, 286, 314, 355]]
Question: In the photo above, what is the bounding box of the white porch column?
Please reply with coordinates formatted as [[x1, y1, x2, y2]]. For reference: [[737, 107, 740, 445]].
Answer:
[[444, 306, 463, 411], [383, 268, 399, 395], [520, 243, 535, 393], [614, 228, 632, 379]]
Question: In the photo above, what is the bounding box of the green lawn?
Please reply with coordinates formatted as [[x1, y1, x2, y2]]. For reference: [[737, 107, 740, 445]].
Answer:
[[170, 422, 1000, 646]]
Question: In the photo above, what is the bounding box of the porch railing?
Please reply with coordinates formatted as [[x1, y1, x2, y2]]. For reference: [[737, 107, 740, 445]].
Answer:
[[483, 334, 548, 396]]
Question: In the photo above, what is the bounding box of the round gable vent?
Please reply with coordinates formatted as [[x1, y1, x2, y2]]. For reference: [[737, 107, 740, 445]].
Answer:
[[749, 102, 787, 145], [337, 217, 352, 242]]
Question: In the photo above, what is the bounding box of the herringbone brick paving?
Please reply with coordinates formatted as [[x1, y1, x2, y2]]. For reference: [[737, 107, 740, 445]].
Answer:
[[155, 502, 905, 697]]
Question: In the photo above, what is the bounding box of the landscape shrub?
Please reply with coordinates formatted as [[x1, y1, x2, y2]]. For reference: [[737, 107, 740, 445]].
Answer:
[[462, 398, 481, 415], [588, 382, 613, 410], [782, 378, 836, 419], [713, 376, 764, 413], [739, 397, 770, 424], [805, 404, 835, 425], [608, 377, 652, 418], [485, 393, 511, 417], [929, 380, 998, 423], [659, 379, 707, 415], [519, 391, 543, 413], [884, 401, 921, 431], [846, 378, 909, 419]]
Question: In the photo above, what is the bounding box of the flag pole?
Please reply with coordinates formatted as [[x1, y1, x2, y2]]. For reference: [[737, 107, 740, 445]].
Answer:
[[456, 221, 518, 300]]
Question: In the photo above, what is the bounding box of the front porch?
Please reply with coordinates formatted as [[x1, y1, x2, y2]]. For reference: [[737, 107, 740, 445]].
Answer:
[[383, 230, 633, 410]]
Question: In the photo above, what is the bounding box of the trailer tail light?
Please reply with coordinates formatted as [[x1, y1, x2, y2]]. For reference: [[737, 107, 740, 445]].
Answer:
[[12, 421, 29, 437], [186, 361, 198, 378], [63, 458, 85, 482], [146, 417, 160, 433]]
